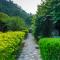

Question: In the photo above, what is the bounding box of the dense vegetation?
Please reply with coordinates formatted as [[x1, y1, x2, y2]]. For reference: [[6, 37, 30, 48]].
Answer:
[[0, 0, 29, 60], [32, 0, 60, 39], [0, 0, 32, 26], [0, 31, 25, 60], [0, 12, 26, 32], [1, 0, 60, 60], [39, 38, 60, 60], [31, 0, 60, 60]]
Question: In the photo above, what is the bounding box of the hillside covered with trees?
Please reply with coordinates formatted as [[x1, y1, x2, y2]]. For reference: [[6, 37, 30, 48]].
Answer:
[[0, 0, 32, 27]]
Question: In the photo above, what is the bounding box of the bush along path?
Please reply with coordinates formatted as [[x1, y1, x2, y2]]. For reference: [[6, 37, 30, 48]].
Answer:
[[0, 31, 25, 60], [17, 33, 42, 60]]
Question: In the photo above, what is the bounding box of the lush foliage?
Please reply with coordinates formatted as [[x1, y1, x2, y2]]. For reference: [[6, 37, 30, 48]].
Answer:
[[0, 31, 25, 60], [0, 0, 31, 60], [0, 12, 26, 31], [32, 0, 60, 39], [0, 0, 32, 26], [39, 38, 60, 60]]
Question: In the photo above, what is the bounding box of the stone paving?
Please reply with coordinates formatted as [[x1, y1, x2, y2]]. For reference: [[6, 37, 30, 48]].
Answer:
[[17, 33, 42, 60]]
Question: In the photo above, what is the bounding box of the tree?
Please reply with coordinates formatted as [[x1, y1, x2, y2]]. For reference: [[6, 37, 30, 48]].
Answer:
[[0, 0, 32, 26], [0, 12, 26, 32], [33, 0, 60, 39]]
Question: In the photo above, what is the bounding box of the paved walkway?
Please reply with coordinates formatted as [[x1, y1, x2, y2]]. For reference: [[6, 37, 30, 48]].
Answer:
[[17, 33, 42, 60]]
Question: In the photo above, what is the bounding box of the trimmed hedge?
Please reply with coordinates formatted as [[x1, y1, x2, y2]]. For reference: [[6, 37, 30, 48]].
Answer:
[[39, 38, 60, 60], [0, 31, 25, 60]]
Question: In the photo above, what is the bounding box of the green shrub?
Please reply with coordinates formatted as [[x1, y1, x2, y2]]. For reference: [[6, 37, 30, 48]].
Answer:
[[22, 29, 29, 37], [0, 31, 25, 60], [0, 12, 26, 31], [39, 38, 60, 60]]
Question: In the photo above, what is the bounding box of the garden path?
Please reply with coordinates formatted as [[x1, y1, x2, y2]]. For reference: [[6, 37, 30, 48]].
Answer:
[[17, 33, 42, 60]]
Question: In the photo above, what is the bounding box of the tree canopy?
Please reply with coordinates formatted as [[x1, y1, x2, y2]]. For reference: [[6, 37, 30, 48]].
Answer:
[[32, 0, 60, 39], [0, 0, 32, 26], [0, 12, 25, 31]]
